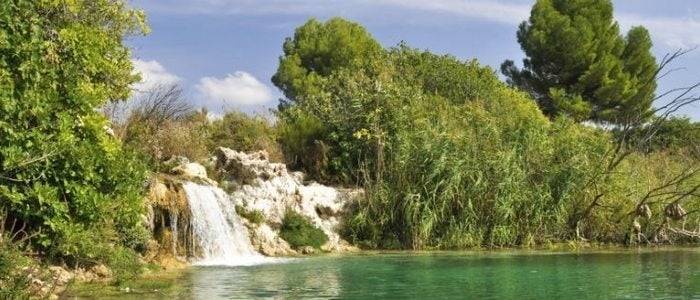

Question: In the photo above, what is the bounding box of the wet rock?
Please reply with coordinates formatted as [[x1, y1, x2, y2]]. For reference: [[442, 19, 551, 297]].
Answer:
[[216, 147, 362, 254], [251, 224, 295, 256], [300, 246, 315, 255], [48, 266, 73, 286], [90, 264, 112, 278], [172, 162, 207, 180]]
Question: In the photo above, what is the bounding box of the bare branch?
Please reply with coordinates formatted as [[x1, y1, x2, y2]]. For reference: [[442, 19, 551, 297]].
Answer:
[[130, 84, 193, 127], [576, 47, 700, 240]]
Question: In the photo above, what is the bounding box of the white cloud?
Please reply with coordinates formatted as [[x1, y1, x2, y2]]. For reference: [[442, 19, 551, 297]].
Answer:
[[136, 0, 530, 24], [374, 0, 530, 25], [138, 0, 340, 15], [618, 14, 700, 50], [195, 71, 274, 109], [131, 59, 181, 93]]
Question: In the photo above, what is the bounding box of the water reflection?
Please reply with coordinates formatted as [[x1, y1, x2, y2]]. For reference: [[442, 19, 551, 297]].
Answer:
[[182, 249, 700, 299], [187, 257, 341, 299]]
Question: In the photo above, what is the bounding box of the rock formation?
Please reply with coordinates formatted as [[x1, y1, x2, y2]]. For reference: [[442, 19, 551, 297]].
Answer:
[[215, 147, 361, 255], [144, 148, 362, 261]]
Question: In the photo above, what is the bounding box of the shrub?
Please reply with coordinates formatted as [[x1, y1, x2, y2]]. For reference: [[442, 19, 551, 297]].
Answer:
[[235, 205, 265, 225], [276, 111, 330, 180], [208, 111, 283, 162], [0, 238, 40, 298], [342, 86, 615, 249], [108, 247, 144, 286], [120, 91, 210, 166], [279, 211, 328, 249]]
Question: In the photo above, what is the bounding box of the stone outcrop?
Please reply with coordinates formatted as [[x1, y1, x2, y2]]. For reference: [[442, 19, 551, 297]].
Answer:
[[143, 148, 362, 261], [215, 147, 362, 255], [143, 174, 194, 264], [164, 156, 217, 185]]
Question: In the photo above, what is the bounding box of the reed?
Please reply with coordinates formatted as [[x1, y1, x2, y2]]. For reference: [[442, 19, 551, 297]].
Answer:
[[341, 84, 689, 249]]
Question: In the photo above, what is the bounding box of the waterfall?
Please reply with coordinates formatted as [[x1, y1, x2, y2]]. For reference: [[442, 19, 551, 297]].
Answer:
[[182, 182, 271, 266], [170, 211, 178, 256]]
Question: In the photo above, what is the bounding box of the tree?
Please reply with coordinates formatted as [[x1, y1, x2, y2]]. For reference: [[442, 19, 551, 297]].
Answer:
[[501, 0, 657, 125], [389, 42, 503, 104], [271, 17, 385, 182], [0, 0, 149, 263], [271, 17, 384, 109], [625, 116, 700, 155]]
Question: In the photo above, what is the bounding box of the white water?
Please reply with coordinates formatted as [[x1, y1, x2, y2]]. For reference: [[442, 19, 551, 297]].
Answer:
[[182, 182, 276, 266]]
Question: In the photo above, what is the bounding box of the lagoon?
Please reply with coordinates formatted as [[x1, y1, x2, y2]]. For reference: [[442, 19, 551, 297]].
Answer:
[[140, 248, 700, 299]]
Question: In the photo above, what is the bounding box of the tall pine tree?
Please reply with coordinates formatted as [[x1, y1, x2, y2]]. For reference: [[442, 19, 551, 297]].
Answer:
[[501, 0, 657, 125]]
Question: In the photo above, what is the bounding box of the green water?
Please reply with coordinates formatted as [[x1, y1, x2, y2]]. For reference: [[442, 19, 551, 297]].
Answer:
[[177, 248, 700, 299]]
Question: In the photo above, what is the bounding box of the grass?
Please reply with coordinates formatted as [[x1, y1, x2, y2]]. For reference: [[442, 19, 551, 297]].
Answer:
[[235, 205, 265, 225], [279, 211, 328, 249]]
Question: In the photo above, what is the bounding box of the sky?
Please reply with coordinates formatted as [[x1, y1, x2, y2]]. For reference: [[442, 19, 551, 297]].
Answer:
[[126, 0, 700, 120]]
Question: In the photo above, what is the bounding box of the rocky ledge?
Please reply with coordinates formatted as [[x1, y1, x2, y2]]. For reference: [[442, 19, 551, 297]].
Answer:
[[214, 147, 362, 255]]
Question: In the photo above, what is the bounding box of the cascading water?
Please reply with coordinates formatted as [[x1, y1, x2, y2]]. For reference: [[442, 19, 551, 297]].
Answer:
[[182, 182, 272, 266]]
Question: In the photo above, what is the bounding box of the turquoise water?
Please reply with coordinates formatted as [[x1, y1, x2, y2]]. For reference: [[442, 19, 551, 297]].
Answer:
[[180, 248, 700, 299]]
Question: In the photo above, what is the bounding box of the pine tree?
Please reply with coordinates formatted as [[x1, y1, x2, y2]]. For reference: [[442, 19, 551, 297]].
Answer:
[[501, 0, 657, 125]]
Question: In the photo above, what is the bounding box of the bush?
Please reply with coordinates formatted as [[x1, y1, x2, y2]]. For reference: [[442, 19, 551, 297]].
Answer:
[[276, 111, 330, 180], [0, 241, 39, 298], [279, 211, 328, 249], [342, 85, 615, 249], [273, 17, 700, 249], [107, 247, 144, 286], [235, 205, 265, 225], [208, 111, 283, 162], [120, 87, 210, 165]]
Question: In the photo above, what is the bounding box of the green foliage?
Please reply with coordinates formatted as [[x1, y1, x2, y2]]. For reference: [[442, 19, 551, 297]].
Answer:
[[389, 43, 503, 104], [276, 110, 330, 179], [208, 111, 283, 162], [0, 0, 150, 271], [119, 85, 212, 166], [107, 246, 144, 285], [273, 16, 700, 250], [0, 240, 41, 298], [279, 211, 328, 249], [502, 0, 657, 125], [625, 117, 700, 156], [272, 17, 388, 183], [272, 17, 384, 108], [343, 86, 613, 249], [235, 205, 265, 225]]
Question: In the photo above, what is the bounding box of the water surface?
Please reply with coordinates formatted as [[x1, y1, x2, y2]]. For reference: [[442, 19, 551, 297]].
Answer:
[[180, 248, 700, 299]]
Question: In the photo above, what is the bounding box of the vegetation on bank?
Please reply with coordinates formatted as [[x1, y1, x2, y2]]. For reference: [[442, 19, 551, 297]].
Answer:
[[0, 0, 151, 295], [279, 211, 329, 250], [1, 0, 699, 297], [270, 8, 699, 249]]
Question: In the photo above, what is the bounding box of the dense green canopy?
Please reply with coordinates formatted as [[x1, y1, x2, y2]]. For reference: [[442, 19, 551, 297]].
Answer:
[[272, 17, 384, 109], [501, 0, 657, 125], [0, 0, 149, 262], [272, 16, 698, 249]]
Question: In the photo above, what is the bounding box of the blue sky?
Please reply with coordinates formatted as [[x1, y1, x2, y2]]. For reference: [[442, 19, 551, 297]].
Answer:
[[126, 0, 700, 120]]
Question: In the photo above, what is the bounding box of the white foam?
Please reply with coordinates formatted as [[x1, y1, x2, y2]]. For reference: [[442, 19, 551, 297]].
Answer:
[[183, 182, 285, 266]]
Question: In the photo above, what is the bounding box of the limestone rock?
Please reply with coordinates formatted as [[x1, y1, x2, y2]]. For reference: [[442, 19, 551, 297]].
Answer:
[[217, 147, 362, 254], [299, 246, 315, 255], [172, 162, 208, 180], [48, 266, 73, 286], [250, 223, 295, 256], [90, 264, 112, 278]]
